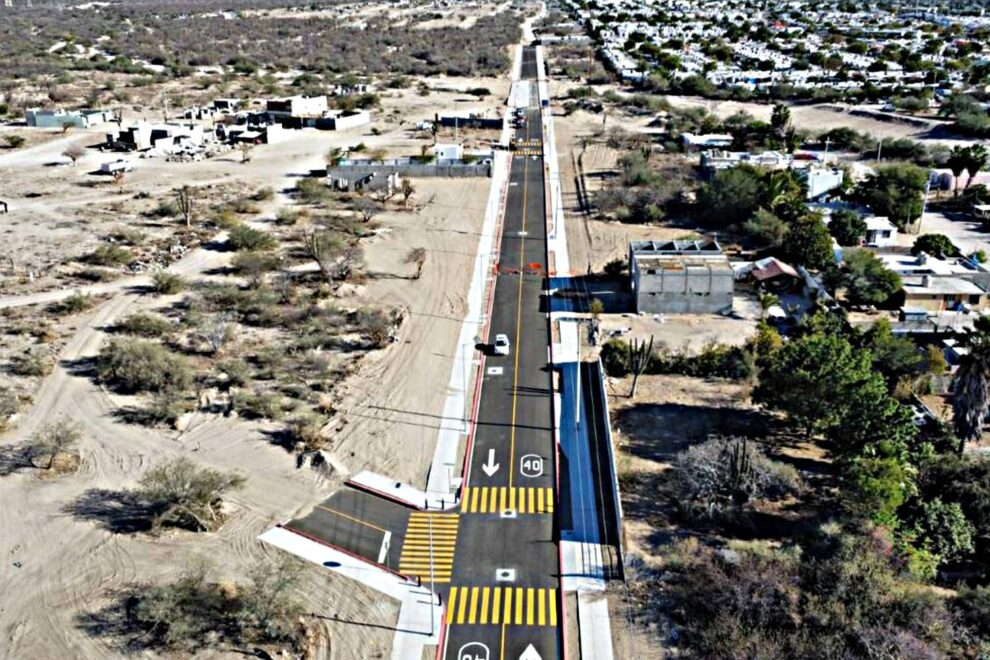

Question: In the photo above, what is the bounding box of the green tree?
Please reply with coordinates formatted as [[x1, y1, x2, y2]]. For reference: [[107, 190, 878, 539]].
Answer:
[[863, 317, 924, 386], [770, 102, 791, 141], [964, 144, 988, 191], [841, 249, 902, 307], [827, 209, 867, 247], [782, 212, 833, 270], [844, 455, 916, 527], [913, 497, 975, 561], [753, 333, 872, 435], [697, 165, 762, 227], [947, 146, 970, 197], [912, 233, 959, 259], [854, 163, 928, 228], [952, 319, 990, 442], [743, 208, 788, 246]]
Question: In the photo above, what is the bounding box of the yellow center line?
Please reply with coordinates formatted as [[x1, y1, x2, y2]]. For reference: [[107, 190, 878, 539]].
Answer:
[[315, 504, 387, 534], [508, 140, 529, 490]]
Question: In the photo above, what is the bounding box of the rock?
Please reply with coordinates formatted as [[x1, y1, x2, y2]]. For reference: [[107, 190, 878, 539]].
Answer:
[[174, 412, 194, 431]]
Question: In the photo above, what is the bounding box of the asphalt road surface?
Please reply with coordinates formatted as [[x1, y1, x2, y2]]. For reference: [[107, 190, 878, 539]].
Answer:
[[443, 46, 562, 660]]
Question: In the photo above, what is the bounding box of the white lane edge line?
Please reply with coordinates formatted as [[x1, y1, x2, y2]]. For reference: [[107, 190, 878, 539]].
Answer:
[[378, 530, 392, 564]]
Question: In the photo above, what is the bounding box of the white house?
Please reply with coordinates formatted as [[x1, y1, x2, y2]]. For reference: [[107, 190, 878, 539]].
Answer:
[[864, 216, 898, 247], [432, 143, 464, 161]]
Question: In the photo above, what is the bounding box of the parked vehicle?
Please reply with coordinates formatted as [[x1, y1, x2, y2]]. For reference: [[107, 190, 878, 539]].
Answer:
[[493, 334, 511, 356], [100, 159, 134, 174]]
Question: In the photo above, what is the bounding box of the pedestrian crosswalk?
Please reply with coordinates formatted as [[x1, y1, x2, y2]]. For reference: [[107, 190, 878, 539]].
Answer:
[[446, 586, 558, 626], [514, 149, 543, 157], [460, 486, 555, 515], [397, 512, 459, 584]]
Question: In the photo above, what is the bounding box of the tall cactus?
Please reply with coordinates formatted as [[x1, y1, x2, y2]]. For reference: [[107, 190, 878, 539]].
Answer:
[[627, 335, 654, 398], [726, 438, 754, 505]]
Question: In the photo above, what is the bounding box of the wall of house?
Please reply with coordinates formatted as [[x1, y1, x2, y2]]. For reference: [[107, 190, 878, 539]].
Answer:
[[632, 262, 735, 314]]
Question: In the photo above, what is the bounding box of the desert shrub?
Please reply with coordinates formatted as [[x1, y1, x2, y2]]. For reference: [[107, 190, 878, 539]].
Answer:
[[121, 557, 303, 651], [77, 267, 116, 282], [138, 457, 245, 532], [229, 197, 260, 215], [9, 347, 53, 377], [251, 186, 275, 202], [96, 339, 193, 394], [675, 437, 800, 517], [151, 271, 186, 295], [275, 208, 302, 226], [227, 225, 276, 251], [231, 251, 280, 285], [50, 290, 95, 315], [231, 389, 284, 420], [0, 387, 17, 430], [662, 532, 961, 658], [126, 392, 194, 427], [285, 414, 327, 452], [151, 200, 178, 217], [356, 308, 400, 348], [27, 419, 81, 471], [296, 177, 332, 204], [115, 312, 172, 338], [216, 358, 252, 389], [83, 244, 132, 267], [3, 134, 26, 149]]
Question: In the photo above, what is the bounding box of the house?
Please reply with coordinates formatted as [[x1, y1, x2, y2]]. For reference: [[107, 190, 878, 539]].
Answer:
[[629, 239, 734, 314], [25, 108, 115, 129], [107, 122, 206, 152], [863, 216, 898, 247], [899, 275, 989, 312], [800, 166, 845, 200], [266, 95, 329, 120], [433, 143, 464, 161], [316, 109, 371, 131], [735, 257, 800, 290], [213, 98, 241, 112], [681, 132, 734, 149]]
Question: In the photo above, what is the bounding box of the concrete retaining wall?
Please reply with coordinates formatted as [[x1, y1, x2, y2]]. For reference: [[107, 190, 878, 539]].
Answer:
[[328, 163, 491, 178]]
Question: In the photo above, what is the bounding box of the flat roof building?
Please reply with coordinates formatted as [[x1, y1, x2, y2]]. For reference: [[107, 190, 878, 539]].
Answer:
[[629, 240, 734, 314]]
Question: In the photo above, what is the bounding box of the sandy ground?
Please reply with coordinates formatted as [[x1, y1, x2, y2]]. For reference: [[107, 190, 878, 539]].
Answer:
[[0, 71, 501, 657], [552, 108, 700, 274]]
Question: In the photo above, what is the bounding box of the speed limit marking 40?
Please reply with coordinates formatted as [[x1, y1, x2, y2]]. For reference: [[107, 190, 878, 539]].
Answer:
[[519, 454, 543, 478]]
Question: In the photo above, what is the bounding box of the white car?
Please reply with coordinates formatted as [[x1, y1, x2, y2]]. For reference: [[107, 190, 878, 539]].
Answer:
[[493, 334, 511, 356]]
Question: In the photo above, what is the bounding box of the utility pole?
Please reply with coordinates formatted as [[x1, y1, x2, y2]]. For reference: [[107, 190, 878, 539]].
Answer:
[[876, 137, 883, 163]]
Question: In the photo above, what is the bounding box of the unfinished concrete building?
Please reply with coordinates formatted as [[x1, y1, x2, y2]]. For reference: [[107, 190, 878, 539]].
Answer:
[[629, 240, 734, 314]]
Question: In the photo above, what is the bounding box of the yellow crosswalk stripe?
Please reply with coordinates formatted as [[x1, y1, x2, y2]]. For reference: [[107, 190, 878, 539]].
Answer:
[[480, 587, 490, 625], [398, 513, 459, 584], [447, 587, 458, 624], [468, 587, 480, 625], [446, 586, 558, 627], [460, 487, 555, 514]]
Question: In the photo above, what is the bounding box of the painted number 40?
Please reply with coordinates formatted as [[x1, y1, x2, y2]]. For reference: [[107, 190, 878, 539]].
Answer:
[[520, 454, 543, 478]]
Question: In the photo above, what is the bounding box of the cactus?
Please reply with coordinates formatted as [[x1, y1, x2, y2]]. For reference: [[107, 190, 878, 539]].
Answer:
[[627, 335, 654, 398], [726, 438, 755, 505]]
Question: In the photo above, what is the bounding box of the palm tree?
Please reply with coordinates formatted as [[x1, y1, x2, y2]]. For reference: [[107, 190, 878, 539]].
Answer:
[[964, 144, 988, 192], [947, 146, 969, 198], [952, 319, 990, 446]]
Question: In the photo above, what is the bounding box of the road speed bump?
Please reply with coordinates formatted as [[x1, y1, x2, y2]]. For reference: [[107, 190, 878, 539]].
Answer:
[[460, 487, 554, 514]]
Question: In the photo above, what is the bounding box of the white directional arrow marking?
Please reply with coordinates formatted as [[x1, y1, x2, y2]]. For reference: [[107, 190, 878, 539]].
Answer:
[[519, 644, 542, 660], [481, 448, 500, 477]]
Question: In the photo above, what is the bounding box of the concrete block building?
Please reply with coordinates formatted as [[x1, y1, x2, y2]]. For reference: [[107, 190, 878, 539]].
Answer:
[[629, 240, 734, 314]]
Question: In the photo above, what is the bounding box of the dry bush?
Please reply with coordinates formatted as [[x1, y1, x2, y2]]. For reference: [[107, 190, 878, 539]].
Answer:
[[97, 338, 194, 394]]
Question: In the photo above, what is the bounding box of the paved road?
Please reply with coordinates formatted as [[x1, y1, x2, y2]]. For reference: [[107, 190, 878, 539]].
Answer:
[[443, 46, 562, 660]]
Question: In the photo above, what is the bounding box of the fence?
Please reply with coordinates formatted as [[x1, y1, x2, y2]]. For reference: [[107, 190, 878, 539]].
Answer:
[[330, 160, 491, 178]]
